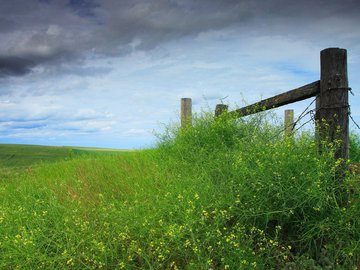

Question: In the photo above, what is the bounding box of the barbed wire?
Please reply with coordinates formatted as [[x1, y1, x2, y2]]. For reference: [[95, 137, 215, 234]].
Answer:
[[349, 106, 360, 130], [292, 110, 316, 134], [289, 87, 360, 133], [268, 87, 360, 139], [291, 97, 317, 131], [350, 114, 360, 129], [347, 88, 360, 130], [269, 97, 316, 140]]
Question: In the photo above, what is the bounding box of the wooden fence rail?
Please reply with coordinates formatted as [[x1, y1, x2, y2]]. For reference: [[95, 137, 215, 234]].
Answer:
[[226, 81, 320, 118]]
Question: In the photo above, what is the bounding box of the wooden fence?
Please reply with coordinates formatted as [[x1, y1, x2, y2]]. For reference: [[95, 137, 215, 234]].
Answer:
[[181, 48, 350, 169]]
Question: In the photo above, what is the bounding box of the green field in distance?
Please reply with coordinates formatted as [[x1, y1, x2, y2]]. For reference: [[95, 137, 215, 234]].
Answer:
[[0, 144, 128, 168]]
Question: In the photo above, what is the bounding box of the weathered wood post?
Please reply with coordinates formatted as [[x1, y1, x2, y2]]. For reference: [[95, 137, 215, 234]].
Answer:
[[215, 104, 229, 117], [316, 48, 349, 163], [181, 98, 192, 128], [284, 109, 294, 137]]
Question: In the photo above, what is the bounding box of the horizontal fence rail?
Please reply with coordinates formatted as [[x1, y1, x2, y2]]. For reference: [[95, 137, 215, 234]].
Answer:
[[228, 81, 320, 118]]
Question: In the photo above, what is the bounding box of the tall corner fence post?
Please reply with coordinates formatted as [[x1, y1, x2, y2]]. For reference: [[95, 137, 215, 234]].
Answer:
[[284, 109, 294, 138], [316, 47, 349, 176], [181, 98, 192, 128], [215, 104, 229, 117]]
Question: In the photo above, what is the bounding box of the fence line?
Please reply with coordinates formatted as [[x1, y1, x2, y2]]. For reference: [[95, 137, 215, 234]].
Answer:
[[181, 48, 350, 176]]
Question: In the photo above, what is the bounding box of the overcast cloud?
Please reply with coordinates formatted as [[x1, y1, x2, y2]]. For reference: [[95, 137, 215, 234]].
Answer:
[[0, 0, 360, 148]]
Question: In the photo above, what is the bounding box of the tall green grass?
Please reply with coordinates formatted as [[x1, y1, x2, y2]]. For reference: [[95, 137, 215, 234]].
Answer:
[[0, 144, 128, 169], [0, 112, 359, 269], [350, 131, 360, 163], [0, 144, 72, 168]]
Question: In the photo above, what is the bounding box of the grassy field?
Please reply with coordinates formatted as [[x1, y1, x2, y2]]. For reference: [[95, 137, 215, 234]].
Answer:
[[0, 113, 359, 269], [0, 144, 73, 168], [0, 144, 129, 168]]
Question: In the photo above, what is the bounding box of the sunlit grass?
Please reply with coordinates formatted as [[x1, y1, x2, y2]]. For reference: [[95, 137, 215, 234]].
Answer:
[[0, 112, 359, 269]]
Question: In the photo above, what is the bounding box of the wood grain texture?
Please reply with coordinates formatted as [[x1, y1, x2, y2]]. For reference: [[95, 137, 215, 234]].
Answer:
[[181, 98, 192, 128], [284, 109, 294, 137], [316, 48, 349, 160], [229, 81, 320, 118]]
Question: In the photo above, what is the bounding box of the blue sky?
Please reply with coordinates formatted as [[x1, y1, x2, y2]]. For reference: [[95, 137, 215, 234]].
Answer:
[[0, 0, 359, 149]]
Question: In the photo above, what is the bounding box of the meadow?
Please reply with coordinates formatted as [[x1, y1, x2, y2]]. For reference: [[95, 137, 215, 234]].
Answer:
[[0, 112, 359, 269], [0, 144, 129, 168]]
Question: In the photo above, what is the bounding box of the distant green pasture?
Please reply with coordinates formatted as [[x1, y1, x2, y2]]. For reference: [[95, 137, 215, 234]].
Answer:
[[0, 144, 130, 169]]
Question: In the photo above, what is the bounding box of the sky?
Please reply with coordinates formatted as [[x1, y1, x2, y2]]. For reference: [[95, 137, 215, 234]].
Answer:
[[0, 0, 359, 149]]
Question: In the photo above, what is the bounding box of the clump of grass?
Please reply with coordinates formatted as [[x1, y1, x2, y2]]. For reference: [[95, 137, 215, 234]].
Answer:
[[0, 110, 359, 269], [350, 131, 360, 162]]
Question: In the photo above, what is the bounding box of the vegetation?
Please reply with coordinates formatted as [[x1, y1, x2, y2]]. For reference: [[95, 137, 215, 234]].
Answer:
[[0, 144, 128, 168], [350, 131, 360, 163], [0, 144, 72, 168], [0, 112, 359, 269]]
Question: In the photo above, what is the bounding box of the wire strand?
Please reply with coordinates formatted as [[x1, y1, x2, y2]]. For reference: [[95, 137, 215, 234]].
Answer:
[[349, 106, 360, 130], [291, 97, 317, 131], [269, 98, 317, 140]]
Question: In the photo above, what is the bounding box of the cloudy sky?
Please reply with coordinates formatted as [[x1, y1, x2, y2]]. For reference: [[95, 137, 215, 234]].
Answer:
[[0, 0, 359, 149]]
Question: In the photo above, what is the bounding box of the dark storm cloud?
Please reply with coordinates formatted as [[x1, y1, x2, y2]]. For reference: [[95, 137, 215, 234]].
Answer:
[[67, 0, 100, 18], [0, 18, 18, 33], [0, 0, 257, 77], [0, 51, 78, 77], [84, 0, 360, 46], [0, 57, 35, 77], [0, 0, 359, 77], [96, 0, 254, 53], [263, 0, 360, 17]]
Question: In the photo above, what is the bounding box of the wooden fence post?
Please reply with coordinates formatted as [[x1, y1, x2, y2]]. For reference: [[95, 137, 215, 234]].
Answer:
[[215, 104, 228, 117], [284, 109, 294, 138], [181, 98, 192, 128], [316, 48, 349, 163]]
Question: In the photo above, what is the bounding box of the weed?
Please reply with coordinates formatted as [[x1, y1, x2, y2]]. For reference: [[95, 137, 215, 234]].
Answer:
[[0, 111, 359, 269]]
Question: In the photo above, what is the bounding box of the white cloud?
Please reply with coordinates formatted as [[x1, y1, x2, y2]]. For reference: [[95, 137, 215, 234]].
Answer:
[[122, 128, 149, 137]]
